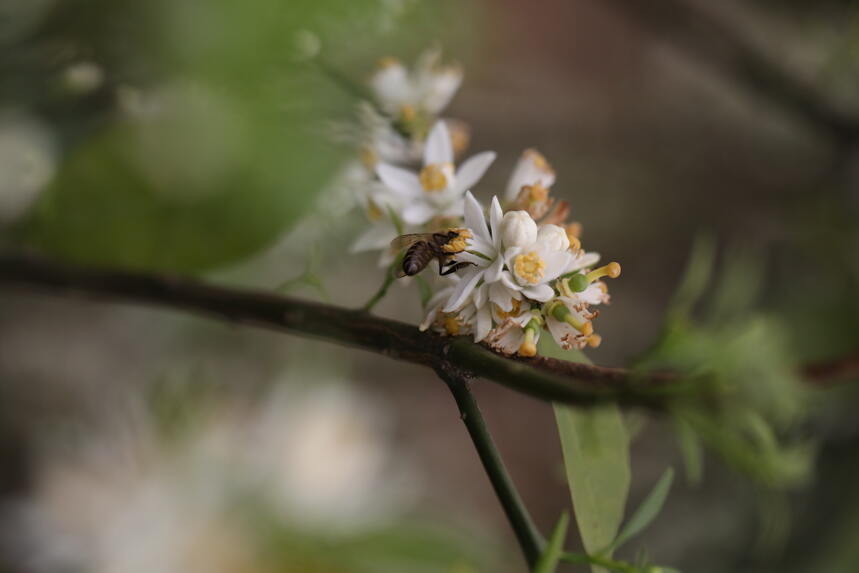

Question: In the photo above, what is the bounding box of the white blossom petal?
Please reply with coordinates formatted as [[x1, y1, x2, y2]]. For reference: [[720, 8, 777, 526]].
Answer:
[[424, 121, 453, 166], [454, 151, 496, 194], [521, 283, 554, 301], [489, 196, 503, 248], [443, 267, 482, 312], [484, 255, 504, 284], [351, 224, 397, 253], [463, 191, 491, 244], [475, 304, 492, 342], [402, 202, 436, 225], [376, 163, 422, 198]]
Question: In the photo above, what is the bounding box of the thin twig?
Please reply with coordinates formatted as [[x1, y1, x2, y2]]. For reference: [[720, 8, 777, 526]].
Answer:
[[437, 365, 545, 568], [362, 260, 398, 312], [0, 253, 853, 408]]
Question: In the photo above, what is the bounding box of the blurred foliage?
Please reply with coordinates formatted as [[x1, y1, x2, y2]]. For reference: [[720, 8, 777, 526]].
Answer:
[[638, 236, 815, 490], [1, 0, 479, 272]]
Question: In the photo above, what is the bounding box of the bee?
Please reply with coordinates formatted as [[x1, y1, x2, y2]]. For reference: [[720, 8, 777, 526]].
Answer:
[[391, 229, 475, 278]]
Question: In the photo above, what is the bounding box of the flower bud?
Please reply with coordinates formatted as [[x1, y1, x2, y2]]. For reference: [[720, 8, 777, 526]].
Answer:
[[500, 210, 538, 249], [537, 224, 570, 252]]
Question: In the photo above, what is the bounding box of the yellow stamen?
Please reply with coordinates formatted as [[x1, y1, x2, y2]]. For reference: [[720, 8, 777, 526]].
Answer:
[[366, 199, 384, 221], [419, 163, 451, 192], [449, 122, 471, 155], [586, 334, 602, 348], [519, 329, 537, 357], [494, 298, 523, 321], [359, 147, 378, 170], [565, 314, 593, 336], [586, 262, 621, 282], [524, 183, 549, 204], [524, 148, 553, 174], [443, 315, 461, 336], [442, 228, 472, 253], [377, 57, 400, 69], [513, 252, 545, 284], [399, 104, 417, 123]]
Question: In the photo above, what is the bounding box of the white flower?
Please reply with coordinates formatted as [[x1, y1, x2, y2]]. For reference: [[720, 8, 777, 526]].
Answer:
[[370, 50, 462, 117], [485, 305, 541, 357], [375, 121, 496, 225], [500, 210, 538, 249], [504, 148, 556, 202], [500, 241, 574, 302], [442, 191, 506, 314], [537, 224, 570, 252]]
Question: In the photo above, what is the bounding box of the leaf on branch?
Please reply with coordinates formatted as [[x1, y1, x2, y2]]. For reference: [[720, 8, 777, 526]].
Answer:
[[534, 512, 569, 573], [542, 338, 631, 573], [607, 467, 674, 553]]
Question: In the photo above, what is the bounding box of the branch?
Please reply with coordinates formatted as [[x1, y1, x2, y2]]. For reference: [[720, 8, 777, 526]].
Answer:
[[604, 0, 859, 146], [437, 364, 545, 568], [0, 253, 853, 406]]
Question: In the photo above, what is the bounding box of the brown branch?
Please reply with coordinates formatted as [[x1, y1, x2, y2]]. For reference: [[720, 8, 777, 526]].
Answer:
[[0, 253, 853, 407], [604, 0, 859, 146]]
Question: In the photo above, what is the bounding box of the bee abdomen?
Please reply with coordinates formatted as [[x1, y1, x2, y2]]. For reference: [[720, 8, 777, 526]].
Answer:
[[403, 242, 434, 276]]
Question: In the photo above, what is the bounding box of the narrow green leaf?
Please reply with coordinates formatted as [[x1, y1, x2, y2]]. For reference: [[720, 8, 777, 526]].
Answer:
[[609, 468, 675, 553], [668, 233, 716, 320], [541, 339, 630, 573], [534, 512, 569, 573], [675, 416, 704, 485]]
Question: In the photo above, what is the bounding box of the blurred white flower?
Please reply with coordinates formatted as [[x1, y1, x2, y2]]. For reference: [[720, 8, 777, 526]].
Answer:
[[62, 61, 104, 95], [375, 121, 495, 225], [0, 112, 56, 223], [370, 49, 462, 118], [504, 148, 555, 203]]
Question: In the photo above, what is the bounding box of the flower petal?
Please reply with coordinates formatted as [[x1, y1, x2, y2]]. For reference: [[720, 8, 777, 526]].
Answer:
[[351, 223, 397, 252], [424, 121, 453, 166], [454, 151, 496, 193], [475, 304, 492, 342], [521, 283, 554, 301], [376, 163, 422, 198], [484, 255, 504, 284], [489, 195, 503, 248], [463, 191, 491, 244], [402, 202, 436, 225], [443, 267, 482, 312]]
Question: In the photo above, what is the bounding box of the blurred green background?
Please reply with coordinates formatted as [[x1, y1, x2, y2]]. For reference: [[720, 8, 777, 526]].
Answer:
[[1, 0, 858, 572]]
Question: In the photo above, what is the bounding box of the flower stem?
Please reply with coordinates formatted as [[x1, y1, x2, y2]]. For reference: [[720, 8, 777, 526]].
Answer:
[[362, 258, 399, 312], [440, 369, 545, 568]]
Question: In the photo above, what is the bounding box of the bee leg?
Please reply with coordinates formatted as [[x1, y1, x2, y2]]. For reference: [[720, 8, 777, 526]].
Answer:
[[439, 262, 475, 276]]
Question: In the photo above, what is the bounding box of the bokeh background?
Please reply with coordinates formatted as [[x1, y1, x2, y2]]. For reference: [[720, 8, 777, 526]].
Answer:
[[1, 0, 858, 571]]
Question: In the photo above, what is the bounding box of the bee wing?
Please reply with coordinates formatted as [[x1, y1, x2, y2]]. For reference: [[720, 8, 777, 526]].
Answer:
[[389, 233, 434, 251]]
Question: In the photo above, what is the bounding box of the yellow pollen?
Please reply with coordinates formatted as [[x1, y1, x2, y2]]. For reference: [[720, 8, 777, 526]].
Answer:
[[566, 222, 582, 238], [513, 252, 546, 284], [377, 56, 400, 69], [494, 298, 522, 321], [524, 183, 549, 204], [442, 228, 472, 253], [399, 104, 417, 123], [450, 122, 470, 155], [366, 199, 384, 221], [586, 262, 621, 282], [586, 334, 602, 348], [563, 312, 593, 335], [519, 327, 537, 357], [443, 315, 461, 336], [568, 235, 581, 251], [419, 163, 451, 192], [359, 147, 378, 170], [524, 148, 553, 173]]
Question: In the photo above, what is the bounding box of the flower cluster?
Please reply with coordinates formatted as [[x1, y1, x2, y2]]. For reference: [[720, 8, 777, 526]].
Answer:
[[348, 50, 620, 357]]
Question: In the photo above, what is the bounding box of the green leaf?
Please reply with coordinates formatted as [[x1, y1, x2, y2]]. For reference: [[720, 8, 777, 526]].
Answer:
[[667, 233, 716, 321], [541, 338, 630, 573], [534, 513, 569, 573], [608, 468, 674, 553], [675, 417, 704, 485]]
